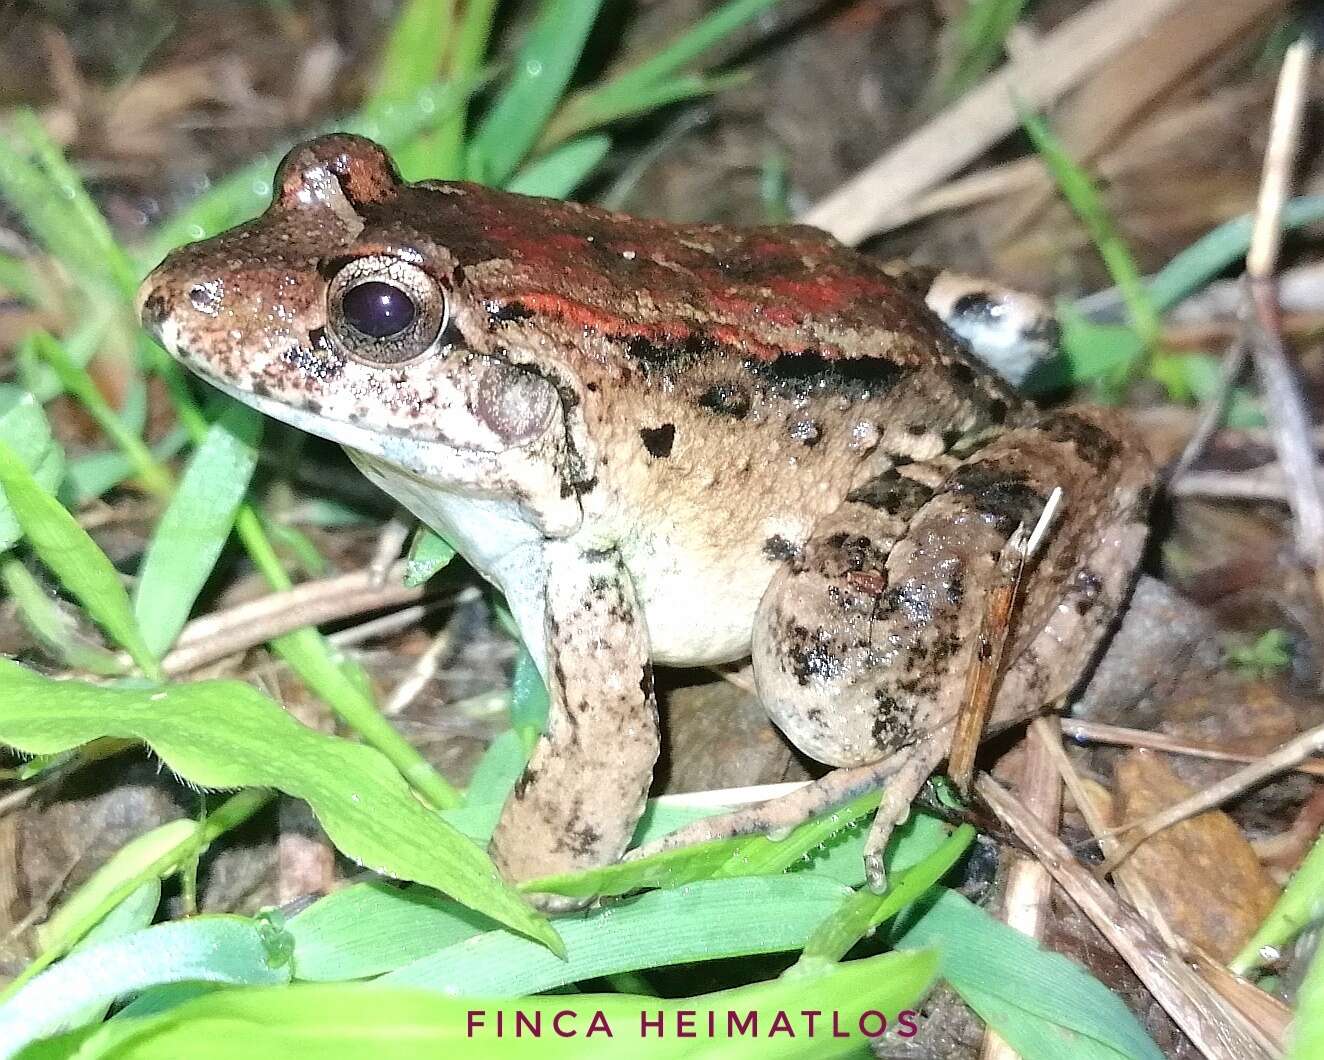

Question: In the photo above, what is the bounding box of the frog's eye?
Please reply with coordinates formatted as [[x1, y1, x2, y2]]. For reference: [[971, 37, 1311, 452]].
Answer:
[[327, 256, 449, 365]]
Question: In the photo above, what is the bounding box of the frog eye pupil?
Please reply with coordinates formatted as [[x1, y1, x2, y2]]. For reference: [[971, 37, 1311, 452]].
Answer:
[[341, 281, 416, 338]]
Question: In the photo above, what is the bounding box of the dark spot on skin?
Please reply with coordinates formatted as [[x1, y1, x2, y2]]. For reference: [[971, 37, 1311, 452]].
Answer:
[[317, 256, 352, 281], [451, 264, 466, 285], [977, 637, 994, 662], [907, 423, 928, 437], [750, 349, 907, 398], [639, 667, 655, 702], [488, 299, 534, 324], [304, 398, 322, 415], [948, 361, 975, 386], [249, 377, 272, 399], [786, 624, 843, 686], [949, 461, 1047, 536], [1039, 411, 1119, 471], [582, 547, 614, 562], [586, 381, 599, 393], [626, 331, 710, 370], [988, 398, 1009, 425], [639, 424, 676, 458], [1136, 484, 1155, 510], [871, 692, 914, 752], [941, 428, 965, 450], [561, 822, 603, 858], [763, 535, 802, 562], [308, 326, 328, 350], [698, 382, 752, 419], [846, 470, 934, 515], [513, 765, 539, 798]]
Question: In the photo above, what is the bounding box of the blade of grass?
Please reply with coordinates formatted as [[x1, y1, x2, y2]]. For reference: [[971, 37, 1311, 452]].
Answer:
[[1231, 831, 1324, 975], [367, 0, 455, 109], [465, 0, 606, 186], [9, 110, 139, 298], [543, 71, 746, 147], [1020, 107, 1161, 358], [938, 0, 1030, 103], [551, 0, 779, 136], [504, 135, 611, 197], [19, 792, 270, 997], [0, 557, 125, 676], [383, 875, 849, 995], [794, 825, 974, 966], [0, 661, 559, 954], [133, 403, 262, 659], [424, 0, 500, 178], [0, 440, 160, 678], [0, 385, 65, 551], [0, 915, 294, 1055], [43, 950, 937, 1060], [29, 331, 173, 499]]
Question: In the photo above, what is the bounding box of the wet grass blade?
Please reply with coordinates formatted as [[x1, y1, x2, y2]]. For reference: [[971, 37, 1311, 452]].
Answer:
[[504, 135, 611, 197], [367, 0, 454, 109], [0, 558, 125, 676], [465, 0, 606, 186], [133, 404, 262, 658], [0, 442, 160, 678], [29, 331, 173, 499], [0, 385, 65, 551], [0, 661, 560, 954]]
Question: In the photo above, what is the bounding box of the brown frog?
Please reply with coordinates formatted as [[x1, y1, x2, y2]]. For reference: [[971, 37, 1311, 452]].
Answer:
[[138, 134, 1153, 897]]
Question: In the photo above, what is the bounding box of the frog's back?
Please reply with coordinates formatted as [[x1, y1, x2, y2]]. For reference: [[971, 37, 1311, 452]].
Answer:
[[382, 179, 988, 373]]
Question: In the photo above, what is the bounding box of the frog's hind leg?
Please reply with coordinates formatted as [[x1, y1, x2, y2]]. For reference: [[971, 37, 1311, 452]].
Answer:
[[749, 405, 1153, 887]]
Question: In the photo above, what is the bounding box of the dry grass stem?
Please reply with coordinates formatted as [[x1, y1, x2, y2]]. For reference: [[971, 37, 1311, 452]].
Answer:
[[801, 0, 1190, 243], [1060, 718, 1324, 777]]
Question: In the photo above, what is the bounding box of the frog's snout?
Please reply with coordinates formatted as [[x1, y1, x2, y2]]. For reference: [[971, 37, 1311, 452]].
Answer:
[[136, 275, 170, 345]]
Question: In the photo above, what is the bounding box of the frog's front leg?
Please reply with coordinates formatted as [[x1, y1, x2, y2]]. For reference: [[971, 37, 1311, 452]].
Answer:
[[489, 541, 658, 895]]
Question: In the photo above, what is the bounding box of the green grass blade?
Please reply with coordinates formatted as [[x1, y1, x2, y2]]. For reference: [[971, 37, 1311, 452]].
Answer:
[[133, 403, 262, 658], [1021, 108, 1161, 358], [796, 825, 975, 965], [29, 331, 172, 499], [504, 135, 611, 197], [0, 557, 125, 675], [288, 882, 493, 982], [232, 507, 463, 813], [39, 950, 936, 1059], [402, 526, 454, 587], [465, 0, 606, 186], [1145, 195, 1324, 313], [9, 110, 138, 298], [521, 790, 881, 901], [382, 875, 849, 995], [1230, 832, 1324, 975], [0, 916, 293, 1055], [0, 661, 559, 954], [544, 71, 745, 147], [423, 0, 500, 177], [16, 793, 269, 997], [367, 0, 455, 109], [896, 889, 1163, 1060], [1291, 935, 1324, 1060], [938, 0, 1029, 102], [570, 0, 779, 119], [0, 386, 65, 551], [0, 443, 160, 678]]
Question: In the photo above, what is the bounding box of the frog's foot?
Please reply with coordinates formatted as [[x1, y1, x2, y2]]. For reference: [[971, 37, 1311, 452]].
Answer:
[[861, 736, 948, 892], [489, 542, 659, 908]]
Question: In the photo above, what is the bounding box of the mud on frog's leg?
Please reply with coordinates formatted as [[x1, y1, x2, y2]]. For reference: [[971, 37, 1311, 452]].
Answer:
[[752, 405, 1153, 887], [489, 541, 658, 905]]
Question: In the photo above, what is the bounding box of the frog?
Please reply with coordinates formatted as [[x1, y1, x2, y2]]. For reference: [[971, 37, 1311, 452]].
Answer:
[[137, 134, 1154, 900]]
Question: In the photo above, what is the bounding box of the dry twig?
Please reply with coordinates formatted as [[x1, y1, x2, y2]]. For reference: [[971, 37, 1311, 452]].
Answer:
[[1060, 717, 1324, 778]]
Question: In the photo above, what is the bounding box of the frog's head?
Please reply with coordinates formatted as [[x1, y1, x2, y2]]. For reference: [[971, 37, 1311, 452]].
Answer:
[[137, 134, 562, 484]]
